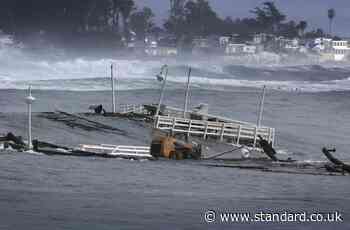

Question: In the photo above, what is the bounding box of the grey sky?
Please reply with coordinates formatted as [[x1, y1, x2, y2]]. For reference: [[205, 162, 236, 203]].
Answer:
[[134, 0, 350, 37]]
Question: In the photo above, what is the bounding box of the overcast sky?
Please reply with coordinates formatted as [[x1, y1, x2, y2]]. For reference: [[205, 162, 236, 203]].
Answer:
[[134, 0, 350, 37]]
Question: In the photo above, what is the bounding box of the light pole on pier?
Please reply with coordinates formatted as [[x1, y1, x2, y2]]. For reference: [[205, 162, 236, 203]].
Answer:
[[257, 85, 266, 128], [25, 86, 35, 150], [183, 67, 192, 118], [111, 64, 117, 113], [155, 65, 169, 117]]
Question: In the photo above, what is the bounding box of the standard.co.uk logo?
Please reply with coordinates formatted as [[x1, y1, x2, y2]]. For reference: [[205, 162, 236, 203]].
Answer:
[[204, 210, 343, 224]]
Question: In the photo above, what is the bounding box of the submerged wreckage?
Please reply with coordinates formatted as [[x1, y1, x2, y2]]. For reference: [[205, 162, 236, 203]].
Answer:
[[1, 130, 348, 176], [0, 65, 348, 176]]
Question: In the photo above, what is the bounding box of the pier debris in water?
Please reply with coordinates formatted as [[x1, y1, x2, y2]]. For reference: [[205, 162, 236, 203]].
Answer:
[[89, 104, 106, 115], [322, 147, 350, 173], [258, 135, 278, 161], [0, 132, 26, 150], [39, 111, 127, 135], [150, 130, 201, 160]]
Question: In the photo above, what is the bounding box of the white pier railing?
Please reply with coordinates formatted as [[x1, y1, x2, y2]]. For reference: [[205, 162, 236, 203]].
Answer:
[[79, 144, 152, 159], [155, 115, 275, 147], [119, 104, 145, 114]]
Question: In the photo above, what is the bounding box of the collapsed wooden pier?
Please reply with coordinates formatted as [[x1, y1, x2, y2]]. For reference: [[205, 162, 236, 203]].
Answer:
[[79, 144, 153, 159], [115, 103, 276, 148], [155, 115, 275, 147]]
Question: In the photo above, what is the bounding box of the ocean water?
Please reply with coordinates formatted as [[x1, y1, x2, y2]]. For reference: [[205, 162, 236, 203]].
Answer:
[[0, 41, 350, 229]]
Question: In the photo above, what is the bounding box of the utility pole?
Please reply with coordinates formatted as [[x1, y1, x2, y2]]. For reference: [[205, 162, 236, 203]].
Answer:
[[183, 67, 192, 118], [25, 86, 35, 150]]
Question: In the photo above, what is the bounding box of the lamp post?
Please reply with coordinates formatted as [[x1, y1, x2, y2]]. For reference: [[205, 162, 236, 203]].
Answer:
[[183, 67, 192, 118], [257, 85, 266, 128], [111, 64, 116, 113], [155, 64, 169, 117], [25, 86, 35, 150]]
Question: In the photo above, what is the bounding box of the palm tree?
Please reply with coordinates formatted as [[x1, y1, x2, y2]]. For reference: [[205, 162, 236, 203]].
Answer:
[[111, 0, 135, 37], [129, 7, 155, 40], [327, 8, 335, 37], [111, 0, 121, 32], [297, 20, 307, 37], [119, 0, 135, 38]]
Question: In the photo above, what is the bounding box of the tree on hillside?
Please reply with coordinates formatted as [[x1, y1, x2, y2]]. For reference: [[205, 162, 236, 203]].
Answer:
[[304, 28, 325, 39], [278, 20, 299, 38], [118, 0, 136, 38], [85, 0, 111, 32], [0, 0, 140, 35], [111, 0, 121, 33], [297, 20, 307, 37], [129, 7, 155, 40], [251, 1, 286, 34], [164, 0, 186, 39], [183, 0, 221, 37], [327, 8, 335, 37]]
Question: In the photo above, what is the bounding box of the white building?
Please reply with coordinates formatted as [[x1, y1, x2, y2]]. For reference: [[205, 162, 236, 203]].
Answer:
[[253, 33, 275, 44], [225, 43, 244, 54], [225, 43, 257, 55], [243, 45, 257, 54], [313, 38, 350, 61], [275, 37, 300, 52], [253, 33, 268, 44], [145, 47, 178, 57], [193, 38, 210, 48], [313, 37, 333, 52], [332, 40, 350, 61], [219, 36, 230, 48], [285, 38, 299, 50]]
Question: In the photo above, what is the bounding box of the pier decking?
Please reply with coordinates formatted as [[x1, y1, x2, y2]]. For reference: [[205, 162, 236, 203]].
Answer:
[[79, 144, 152, 159], [155, 115, 275, 147], [117, 104, 275, 147], [120, 104, 146, 114]]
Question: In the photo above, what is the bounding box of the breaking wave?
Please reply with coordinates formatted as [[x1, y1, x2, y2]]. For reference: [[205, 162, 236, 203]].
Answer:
[[1, 36, 350, 92]]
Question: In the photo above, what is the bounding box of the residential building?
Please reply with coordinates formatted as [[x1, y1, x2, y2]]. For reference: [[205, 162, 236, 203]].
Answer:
[[312, 37, 333, 52], [243, 45, 257, 54], [219, 36, 230, 48], [225, 43, 257, 55], [193, 38, 210, 49], [253, 33, 275, 45], [332, 40, 350, 61], [225, 43, 244, 55], [275, 37, 300, 52], [145, 46, 178, 57]]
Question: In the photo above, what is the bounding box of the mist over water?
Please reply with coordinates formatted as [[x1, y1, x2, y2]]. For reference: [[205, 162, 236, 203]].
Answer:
[[1, 36, 350, 92], [1, 34, 350, 230]]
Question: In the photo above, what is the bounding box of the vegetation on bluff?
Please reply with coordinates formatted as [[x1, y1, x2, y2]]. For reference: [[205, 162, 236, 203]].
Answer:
[[0, 0, 331, 46]]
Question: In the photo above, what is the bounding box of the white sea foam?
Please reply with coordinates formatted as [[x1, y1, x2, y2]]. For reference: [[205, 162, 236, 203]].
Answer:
[[0, 40, 350, 92]]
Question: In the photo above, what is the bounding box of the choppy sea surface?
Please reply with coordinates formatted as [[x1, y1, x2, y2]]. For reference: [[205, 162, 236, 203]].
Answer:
[[0, 42, 350, 229]]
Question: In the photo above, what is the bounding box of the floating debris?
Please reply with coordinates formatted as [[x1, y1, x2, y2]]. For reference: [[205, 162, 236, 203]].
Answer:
[[150, 131, 202, 160], [322, 148, 350, 174], [38, 111, 127, 135], [202, 160, 342, 176], [0, 132, 26, 150], [79, 144, 153, 160]]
